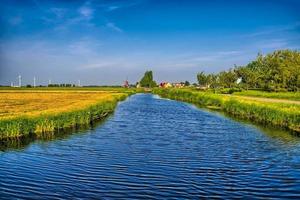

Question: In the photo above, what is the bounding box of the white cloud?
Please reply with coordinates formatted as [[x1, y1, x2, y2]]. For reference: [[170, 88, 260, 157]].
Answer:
[[103, 0, 144, 12], [106, 22, 123, 33], [52, 7, 94, 31], [243, 22, 300, 38], [67, 38, 102, 56], [216, 51, 241, 56], [255, 39, 288, 49], [171, 50, 243, 64], [78, 6, 93, 19], [107, 6, 120, 11], [81, 61, 125, 69]]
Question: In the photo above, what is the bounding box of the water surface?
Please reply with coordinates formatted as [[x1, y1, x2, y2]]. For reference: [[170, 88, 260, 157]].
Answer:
[[1, 94, 300, 199]]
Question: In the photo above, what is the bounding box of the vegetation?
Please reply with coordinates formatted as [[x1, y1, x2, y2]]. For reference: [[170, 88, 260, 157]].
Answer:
[[0, 86, 140, 93], [234, 90, 300, 101], [48, 83, 76, 87], [0, 89, 129, 140], [197, 72, 209, 87], [139, 71, 157, 88], [184, 81, 190, 86], [153, 88, 300, 133], [197, 49, 300, 91]]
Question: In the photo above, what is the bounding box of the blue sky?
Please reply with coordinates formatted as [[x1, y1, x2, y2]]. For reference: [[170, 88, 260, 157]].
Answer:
[[0, 0, 299, 85]]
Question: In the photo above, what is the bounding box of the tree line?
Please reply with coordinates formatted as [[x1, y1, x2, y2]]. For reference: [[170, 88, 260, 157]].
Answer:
[[48, 84, 77, 87], [197, 49, 300, 91]]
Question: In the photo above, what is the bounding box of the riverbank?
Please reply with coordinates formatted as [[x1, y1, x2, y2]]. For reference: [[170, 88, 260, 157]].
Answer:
[[153, 88, 300, 133], [2, 87, 300, 140], [2, 93, 300, 199], [0, 88, 134, 140]]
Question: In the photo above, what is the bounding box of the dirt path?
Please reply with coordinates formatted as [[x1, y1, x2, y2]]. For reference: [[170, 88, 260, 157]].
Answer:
[[230, 95, 300, 105]]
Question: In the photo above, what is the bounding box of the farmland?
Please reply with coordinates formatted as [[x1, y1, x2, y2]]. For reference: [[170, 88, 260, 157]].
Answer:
[[0, 88, 132, 139], [234, 90, 300, 101]]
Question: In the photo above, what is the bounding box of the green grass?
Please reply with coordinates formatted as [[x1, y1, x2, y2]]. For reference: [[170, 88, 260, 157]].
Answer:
[[153, 88, 300, 133], [234, 90, 300, 101]]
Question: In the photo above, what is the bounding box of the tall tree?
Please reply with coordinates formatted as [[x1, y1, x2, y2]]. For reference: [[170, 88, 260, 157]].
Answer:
[[197, 72, 208, 87], [139, 71, 157, 88]]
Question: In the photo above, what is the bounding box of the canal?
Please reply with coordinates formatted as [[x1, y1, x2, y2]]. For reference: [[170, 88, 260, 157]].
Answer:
[[1, 94, 300, 199]]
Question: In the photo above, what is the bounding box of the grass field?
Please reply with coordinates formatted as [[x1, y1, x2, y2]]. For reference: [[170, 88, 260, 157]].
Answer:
[[234, 90, 300, 101], [153, 88, 300, 133], [0, 88, 131, 140]]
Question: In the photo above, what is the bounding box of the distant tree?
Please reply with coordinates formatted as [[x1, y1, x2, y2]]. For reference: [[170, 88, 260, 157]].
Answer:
[[197, 50, 300, 91], [139, 71, 157, 88], [218, 70, 237, 88], [197, 72, 208, 87], [184, 81, 190, 86], [207, 74, 219, 89]]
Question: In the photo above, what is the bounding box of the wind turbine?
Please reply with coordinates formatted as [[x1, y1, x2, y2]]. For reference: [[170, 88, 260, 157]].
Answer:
[[33, 76, 36, 87], [18, 75, 22, 87]]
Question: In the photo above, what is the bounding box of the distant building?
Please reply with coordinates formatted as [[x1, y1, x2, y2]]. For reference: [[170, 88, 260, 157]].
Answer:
[[123, 80, 129, 88], [160, 82, 172, 88], [172, 82, 184, 88]]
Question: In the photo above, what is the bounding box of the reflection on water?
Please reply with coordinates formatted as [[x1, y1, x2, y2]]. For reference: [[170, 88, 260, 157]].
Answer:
[[1, 94, 300, 199], [0, 118, 109, 151], [197, 105, 300, 145], [257, 126, 300, 145]]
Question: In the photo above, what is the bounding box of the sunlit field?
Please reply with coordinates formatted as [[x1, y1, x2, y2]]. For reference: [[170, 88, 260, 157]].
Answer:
[[0, 90, 123, 120], [0, 89, 129, 139], [234, 90, 300, 101]]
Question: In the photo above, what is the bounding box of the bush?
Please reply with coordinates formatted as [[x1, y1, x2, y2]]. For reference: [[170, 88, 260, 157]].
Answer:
[[218, 88, 242, 94]]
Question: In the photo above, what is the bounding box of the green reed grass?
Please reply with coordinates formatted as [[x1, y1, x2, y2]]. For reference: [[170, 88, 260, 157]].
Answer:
[[153, 88, 300, 133], [0, 94, 128, 140]]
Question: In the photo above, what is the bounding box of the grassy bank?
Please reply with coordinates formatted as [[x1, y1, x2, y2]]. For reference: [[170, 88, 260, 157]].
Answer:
[[153, 88, 300, 133], [0, 89, 130, 140]]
